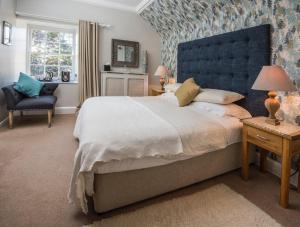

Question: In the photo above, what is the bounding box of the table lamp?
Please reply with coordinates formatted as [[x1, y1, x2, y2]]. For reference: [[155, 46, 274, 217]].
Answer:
[[154, 65, 169, 90], [252, 65, 295, 125]]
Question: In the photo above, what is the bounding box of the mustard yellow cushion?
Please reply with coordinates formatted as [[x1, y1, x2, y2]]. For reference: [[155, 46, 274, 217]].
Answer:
[[175, 78, 201, 107]]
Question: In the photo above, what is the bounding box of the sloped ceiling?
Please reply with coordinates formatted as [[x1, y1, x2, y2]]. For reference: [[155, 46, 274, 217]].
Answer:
[[141, 0, 227, 36], [140, 0, 300, 78]]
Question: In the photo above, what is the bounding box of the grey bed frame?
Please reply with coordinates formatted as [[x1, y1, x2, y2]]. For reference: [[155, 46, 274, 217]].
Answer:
[[92, 25, 271, 213]]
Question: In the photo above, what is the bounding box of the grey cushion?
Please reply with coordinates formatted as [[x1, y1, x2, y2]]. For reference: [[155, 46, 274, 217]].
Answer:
[[1, 85, 25, 110], [16, 96, 57, 110], [40, 83, 59, 96]]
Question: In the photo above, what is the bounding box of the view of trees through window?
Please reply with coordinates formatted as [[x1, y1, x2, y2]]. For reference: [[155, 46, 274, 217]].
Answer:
[[29, 28, 75, 80]]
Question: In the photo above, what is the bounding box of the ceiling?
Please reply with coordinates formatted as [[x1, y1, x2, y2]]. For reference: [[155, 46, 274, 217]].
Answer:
[[73, 0, 154, 12]]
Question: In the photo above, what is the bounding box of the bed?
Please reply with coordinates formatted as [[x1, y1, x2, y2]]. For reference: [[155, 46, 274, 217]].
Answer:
[[69, 25, 271, 213]]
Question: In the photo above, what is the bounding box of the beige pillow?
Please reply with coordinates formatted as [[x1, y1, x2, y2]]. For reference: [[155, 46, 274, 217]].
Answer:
[[175, 78, 201, 107], [193, 88, 244, 104]]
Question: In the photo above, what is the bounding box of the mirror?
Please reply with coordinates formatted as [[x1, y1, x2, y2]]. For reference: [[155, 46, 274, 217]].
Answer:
[[112, 39, 139, 68], [2, 21, 12, 46]]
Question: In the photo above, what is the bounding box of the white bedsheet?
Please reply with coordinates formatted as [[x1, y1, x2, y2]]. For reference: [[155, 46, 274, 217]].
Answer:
[[69, 95, 242, 213], [94, 116, 242, 174]]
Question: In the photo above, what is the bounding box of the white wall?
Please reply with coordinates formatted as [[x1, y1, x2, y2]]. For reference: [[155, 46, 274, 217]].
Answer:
[[15, 0, 161, 108], [0, 0, 17, 122]]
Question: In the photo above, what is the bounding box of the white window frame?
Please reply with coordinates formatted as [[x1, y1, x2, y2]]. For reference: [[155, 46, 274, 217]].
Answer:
[[26, 24, 77, 81]]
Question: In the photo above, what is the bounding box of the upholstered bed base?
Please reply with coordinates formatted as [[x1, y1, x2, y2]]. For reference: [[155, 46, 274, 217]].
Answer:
[[92, 143, 256, 213]]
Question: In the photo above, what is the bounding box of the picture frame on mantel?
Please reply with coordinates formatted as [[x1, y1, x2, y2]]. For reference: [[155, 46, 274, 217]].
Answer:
[[2, 21, 12, 46]]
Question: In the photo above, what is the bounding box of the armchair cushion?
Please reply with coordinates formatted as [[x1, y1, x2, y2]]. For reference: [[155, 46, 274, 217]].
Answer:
[[14, 72, 43, 97], [16, 96, 57, 110]]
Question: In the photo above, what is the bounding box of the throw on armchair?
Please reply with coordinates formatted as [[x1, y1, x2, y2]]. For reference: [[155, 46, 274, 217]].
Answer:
[[1, 83, 58, 128]]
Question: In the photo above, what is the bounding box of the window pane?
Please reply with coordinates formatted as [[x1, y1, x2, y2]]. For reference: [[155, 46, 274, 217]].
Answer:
[[32, 30, 46, 42], [45, 55, 59, 65], [31, 41, 46, 54], [29, 28, 75, 80], [60, 43, 73, 54], [60, 55, 72, 66], [45, 66, 58, 77], [30, 65, 44, 76], [47, 32, 59, 43], [46, 42, 59, 54], [60, 33, 73, 44], [31, 53, 44, 65]]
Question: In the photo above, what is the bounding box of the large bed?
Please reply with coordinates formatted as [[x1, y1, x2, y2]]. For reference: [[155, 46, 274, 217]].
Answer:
[[69, 25, 271, 213]]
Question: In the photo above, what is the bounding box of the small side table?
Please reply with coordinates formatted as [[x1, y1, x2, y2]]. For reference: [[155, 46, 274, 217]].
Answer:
[[242, 117, 300, 208], [152, 88, 165, 96]]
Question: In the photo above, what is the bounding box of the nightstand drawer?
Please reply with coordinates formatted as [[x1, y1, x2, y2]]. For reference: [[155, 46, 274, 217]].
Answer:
[[247, 126, 282, 154]]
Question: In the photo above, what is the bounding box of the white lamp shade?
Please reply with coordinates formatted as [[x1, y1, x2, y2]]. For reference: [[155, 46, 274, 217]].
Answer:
[[252, 65, 295, 92], [154, 65, 169, 77]]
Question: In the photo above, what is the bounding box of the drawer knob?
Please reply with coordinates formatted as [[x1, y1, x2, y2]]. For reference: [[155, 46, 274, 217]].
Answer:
[[256, 134, 270, 142]]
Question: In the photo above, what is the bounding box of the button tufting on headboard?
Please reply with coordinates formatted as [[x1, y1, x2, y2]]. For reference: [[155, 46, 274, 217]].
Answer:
[[177, 25, 271, 117]]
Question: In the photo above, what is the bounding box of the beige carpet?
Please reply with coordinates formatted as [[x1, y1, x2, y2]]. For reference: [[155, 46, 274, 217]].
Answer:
[[1, 115, 300, 227], [87, 184, 280, 227]]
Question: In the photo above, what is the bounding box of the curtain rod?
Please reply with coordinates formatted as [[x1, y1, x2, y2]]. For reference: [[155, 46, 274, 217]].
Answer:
[[15, 12, 112, 28]]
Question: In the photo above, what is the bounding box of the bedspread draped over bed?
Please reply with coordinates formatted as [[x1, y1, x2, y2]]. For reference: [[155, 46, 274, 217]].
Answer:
[[69, 96, 229, 213]]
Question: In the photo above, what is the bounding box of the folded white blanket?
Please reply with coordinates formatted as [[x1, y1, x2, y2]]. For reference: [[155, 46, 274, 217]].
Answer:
[[69, 96, 228, 213]]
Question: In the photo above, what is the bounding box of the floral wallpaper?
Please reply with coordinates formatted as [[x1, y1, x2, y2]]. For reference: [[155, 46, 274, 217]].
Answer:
[[140, 0, 300, 169], [140, 0, 300, 80]]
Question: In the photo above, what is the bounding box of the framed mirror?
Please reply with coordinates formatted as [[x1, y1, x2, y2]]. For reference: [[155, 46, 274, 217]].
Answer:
[[112, 39, 139, 68], [2, 21, 12, 46]]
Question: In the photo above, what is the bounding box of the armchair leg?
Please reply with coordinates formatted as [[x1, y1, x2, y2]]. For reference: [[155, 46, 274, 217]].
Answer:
[[8, 111, 13, 129], [48, 110, 53, 128], [20, 111, 23, 117]]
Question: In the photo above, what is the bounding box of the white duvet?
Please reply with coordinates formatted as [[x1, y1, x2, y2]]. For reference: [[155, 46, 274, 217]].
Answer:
[[69, 95, 231, 213]]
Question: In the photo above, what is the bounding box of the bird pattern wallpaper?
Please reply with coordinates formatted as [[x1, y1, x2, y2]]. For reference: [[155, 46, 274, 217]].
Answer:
[[140, 0, 300, 80], [140, 0, 300, 168]]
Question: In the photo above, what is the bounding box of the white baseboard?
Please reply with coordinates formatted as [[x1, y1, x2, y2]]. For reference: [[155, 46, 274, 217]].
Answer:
[[13, 107, 77, 116], [0, 106, 78, 128], [0, 107, 77, 128], [55, 107, 78, 114], [255, 153, 298, 187], [0, 117, 8, 127]]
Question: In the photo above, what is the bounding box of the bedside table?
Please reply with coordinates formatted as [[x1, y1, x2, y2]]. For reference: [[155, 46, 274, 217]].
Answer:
[[242, 117, 300, 208], [152, 88, 165, 96]]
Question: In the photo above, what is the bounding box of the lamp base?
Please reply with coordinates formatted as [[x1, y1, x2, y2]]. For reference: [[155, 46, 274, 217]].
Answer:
[[264, 90, 280, 126], [159, 78, 165, 91], [265, 118, 280, 126]]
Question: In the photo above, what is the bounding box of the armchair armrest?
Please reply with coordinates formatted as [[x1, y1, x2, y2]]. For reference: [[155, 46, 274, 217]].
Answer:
[[40, 83, 59, 96], [1, 85, 25, 110]]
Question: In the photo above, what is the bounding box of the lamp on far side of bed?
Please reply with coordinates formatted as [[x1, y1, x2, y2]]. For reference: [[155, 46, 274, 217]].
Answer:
[[154, 65, 169, 90], [252, 65, 296, 125]]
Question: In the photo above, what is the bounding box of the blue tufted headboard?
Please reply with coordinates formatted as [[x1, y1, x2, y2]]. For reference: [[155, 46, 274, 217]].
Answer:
[[177, 25, 271, 117]]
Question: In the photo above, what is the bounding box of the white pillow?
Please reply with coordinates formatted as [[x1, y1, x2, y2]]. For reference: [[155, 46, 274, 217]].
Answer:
[[164, 83, 182, 93], [190, 102, 252, 120], [193, 88, 244, 104]]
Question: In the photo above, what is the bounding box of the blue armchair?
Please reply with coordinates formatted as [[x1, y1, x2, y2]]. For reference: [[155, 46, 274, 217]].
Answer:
[[1, 83, 58, 128]]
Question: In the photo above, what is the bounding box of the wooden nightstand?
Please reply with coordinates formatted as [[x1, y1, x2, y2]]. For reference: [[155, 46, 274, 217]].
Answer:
[[242, 117, 300, 208], [151, 88, 165, 96]]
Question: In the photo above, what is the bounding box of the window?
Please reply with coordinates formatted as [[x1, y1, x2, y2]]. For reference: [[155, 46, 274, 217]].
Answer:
[[27, 26, 76, 81]]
